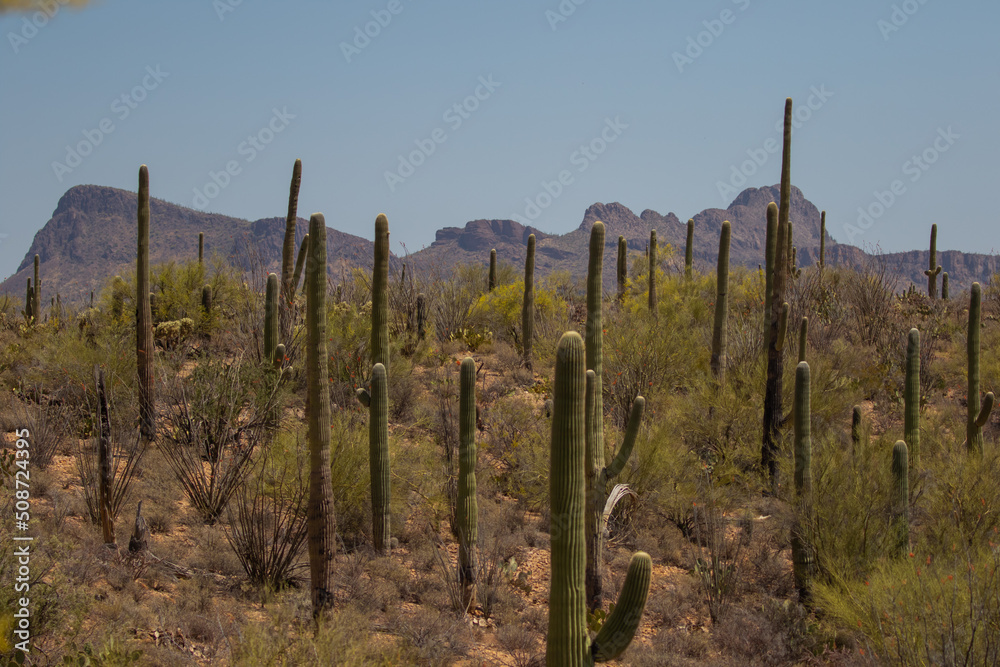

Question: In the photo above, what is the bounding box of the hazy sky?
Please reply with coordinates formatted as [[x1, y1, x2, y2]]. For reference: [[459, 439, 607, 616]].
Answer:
[[2, 0, 997, 279]]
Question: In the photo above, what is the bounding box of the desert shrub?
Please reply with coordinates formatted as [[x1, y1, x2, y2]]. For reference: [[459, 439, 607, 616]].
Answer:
[[481, 392, 548, 509], [327, 409, 377, 548]]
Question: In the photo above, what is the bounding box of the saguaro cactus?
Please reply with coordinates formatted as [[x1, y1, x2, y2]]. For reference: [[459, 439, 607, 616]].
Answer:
[[198, 232, 204, 264], [791, 361, 814, 602], [616, 235, 627, 302], [892, 440, 909, 556], [710, 221, 730, 382], [924, 224, 942, 298], [367, 363, 391, 553], [942, 272, 949, 300], [305, 212, 336, 615], [292, 234, 310, 296], [24, 278, 33, 322], [489, 248, 497, 291], [648, 230, 657, 318], [281, 159, 302, 338], [966, 283, 994, 453], [264, 272, 279, 363], [904, 328, 920, 481], [136, 165, 155, 441], [201, 285, 212, 313], [685, 219, 695, 281], [763, 203, 777, 342], [458, 357, 478, 611], [547, 331, 650, 665], [522, 234, 535, 370], [416, 293, 426, 341], [372, 214, 390, 375]]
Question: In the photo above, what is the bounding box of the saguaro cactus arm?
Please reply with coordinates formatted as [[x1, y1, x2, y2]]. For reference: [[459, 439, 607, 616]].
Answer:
[[591, 552, 652, 662], [601, 397, 645, 484]]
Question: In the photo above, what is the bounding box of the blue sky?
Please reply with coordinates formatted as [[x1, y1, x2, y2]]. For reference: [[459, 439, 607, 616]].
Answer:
[[1, 0, 997, 279]]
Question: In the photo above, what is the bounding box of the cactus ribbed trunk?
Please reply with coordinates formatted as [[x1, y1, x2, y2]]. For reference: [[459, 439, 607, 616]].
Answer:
[[305, 213, 336, 615], [763, 203, 777, 343], [710, 221, 730, 383], [198, 232, 204, 264], [797, 316, 808, 363], [522, 234, 535, 370], [372, 214, 390, 375], [967, 283, 993, 453], [370, 363, 391, 553], [292, 234, 309, 297], [488, 248, 497, 291], [942, 272, 949, 300], [616, 235, 627, 302], [924, 224, 942, 298], [904, 328, 920, 483], [591, 552, 652, 661], [96, 367, 114, 545], [648, 230, 657, 318], [791, 361, 813, 602], [584, 222, 606, 610], [458, 357, 478, 611], [892, 440, 909, 556], [24, 278, 33, 323], [685, 219, 694, 281], [264, 272, 279, 363], [136, 165, 155, 442], [762, 99, 793, 493], [202, 285, 212, 313], [281, 159, 302, 340]]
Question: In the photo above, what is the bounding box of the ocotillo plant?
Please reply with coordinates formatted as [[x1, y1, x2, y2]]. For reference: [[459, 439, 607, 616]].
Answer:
[[280, 159, 302, 339], [583, 221, 646, 610], [924, 224, 942, 298], [33, 254, 40, 317], [198, 232, 204, 264], [489, 248, 497, 291], [616, 235, 627, 302], [892, 440, 909, 557], [942, 272, 949, 300], [904, 328, 920, 482], [548, 331, 650, 665], [96, 367, 114, 545], [305, 212, 336, 615], [685, 218, 695, 281], [416, 293, 426, 341], [372, 214, 390, 375], [264, 273, 280, 363], [762, 98, 793, 492], [710, 221, 730, 383], [648, 229, 657, 318], [798, 316, 808, 363], [763, 203, 777, 342], [136, 165, 155, 441], [966, 283, 994, 453], [522, 234, 535, 370], [457, 357, 478, 611], [292, 233, 309, 297], [791, 361, 814, 602]]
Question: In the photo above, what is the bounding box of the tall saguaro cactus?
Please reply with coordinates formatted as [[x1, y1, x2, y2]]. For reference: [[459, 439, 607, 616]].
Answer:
[[685, 219, 695, 281], [372, 214, 390, 375], [264, 272, 279, 363], [292, 234, 309, 296], [457, 357, 478, 611], [762, 99, 793, 492], [24, 278, 33, 323], [280, 159, 302, 339], [892, 440, 909, 556], [648, 230, 657, 318], [710, 221, 730, 382], [368, 363, 391, 553], [966, 283, 994, 453], [522, 234, 535, 370], [198, 232, 204, 264], [616, 235, 627, 302], [489, 248, 497, 291], [305, 213, 336, 615], [548, 332, 650, 665], [942, 272, 949, 300], [763, 203, 777, 342], [136, 165, 155, 441], [924, 224, 942, 298], [797, 316, 808, 363], [791, 361, 814, 602], [904, 328, 920, 482]]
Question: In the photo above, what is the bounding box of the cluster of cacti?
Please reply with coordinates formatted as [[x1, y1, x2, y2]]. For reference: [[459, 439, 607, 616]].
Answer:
[[685, 219, 694, 281], [305, 212, 336, 615], [457, 357, 478, 610], [648, 229, 657, 318], [548, 331, 650, 664], [925, 224, 942, 298], [583, 222, 645, 610], [791, 361, 814, 602], [489, 248, 497, 291], [616, 235, 627, 302], [280, 159, 303, 339], [966, 283, 994, 453], [892, 440, 909, 556], [522, 234, 535, 370], [137, 165, 155, 441], [904, 328, 920, 479], [710, 221, 730, 382]]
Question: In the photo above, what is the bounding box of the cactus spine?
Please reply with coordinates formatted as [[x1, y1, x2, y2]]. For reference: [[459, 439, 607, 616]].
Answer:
[[136, 165, 155, 441], [648, 230, 657, 318], [489, 248, 497, 291], [892, 440, 909, 556], [791, 361, 814, 602], [616, 235, 627, 302], [924, 224, 942, 298], [798, 316, 808, 363], [198, 232, 204, 264], [685, 219, 695, 281], [416, 293, 426, 341], [548, 332, 649, 665], [522, 234, 535, 370], [458, 357, 478, 611], [372, 214, 390, 375], [369, 363, 391, 553], [967, 283, 994, 453], [305, 213, 336, 615], [942, 272, 949, 300], [264, 272, 279, 363], [281, 159, 302, 338], [904, 328, 920, 482], [710, 221, 730, 382]]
